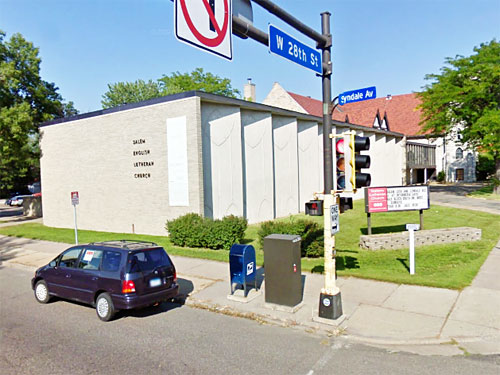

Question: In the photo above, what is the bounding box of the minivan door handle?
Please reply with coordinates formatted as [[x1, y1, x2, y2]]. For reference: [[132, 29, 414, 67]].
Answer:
[[65, 274, 71, 278], [91, 277, 98, 281]]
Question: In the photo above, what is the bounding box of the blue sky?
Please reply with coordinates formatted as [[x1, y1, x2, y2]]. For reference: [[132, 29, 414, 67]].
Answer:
[[2, 0, 499, 113]]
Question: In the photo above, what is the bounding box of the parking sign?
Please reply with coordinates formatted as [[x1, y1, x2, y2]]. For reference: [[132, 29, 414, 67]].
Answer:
[[175, 0, 233, 60]]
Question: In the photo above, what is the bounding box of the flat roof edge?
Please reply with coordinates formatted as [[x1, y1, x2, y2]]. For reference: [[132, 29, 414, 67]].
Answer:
[[39, 91, 199, 127]]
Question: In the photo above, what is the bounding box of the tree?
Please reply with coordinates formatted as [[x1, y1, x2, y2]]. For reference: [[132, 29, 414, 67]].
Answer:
[[418, 40, 500, 193], [101, 79, 162, 109], [101, 68, 240, 108], [158, 68, 240, 98], [0, 30, 76, 196]]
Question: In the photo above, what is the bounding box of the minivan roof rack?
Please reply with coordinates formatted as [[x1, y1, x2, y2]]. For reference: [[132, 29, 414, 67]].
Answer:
[[90, 240, 159, 250]]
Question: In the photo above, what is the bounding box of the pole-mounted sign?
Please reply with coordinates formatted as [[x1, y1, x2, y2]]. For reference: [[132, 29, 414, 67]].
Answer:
[[71, 191, 79, 244], [268, 24, 322, 74], [175, 0, 233, 60], [339, 86, 376, 105]]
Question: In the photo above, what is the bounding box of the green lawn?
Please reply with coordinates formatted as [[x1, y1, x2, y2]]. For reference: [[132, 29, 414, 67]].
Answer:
[[467, 184, 500, 200], [1, 201, 499, 290]]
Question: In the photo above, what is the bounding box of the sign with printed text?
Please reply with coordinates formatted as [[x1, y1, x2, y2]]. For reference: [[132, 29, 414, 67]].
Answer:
[[268, 24, 322, 74], [331, 204, 339, 235], [339, 86, 377, 105], [175, 0, 232, 60], [71, 191, 79, 206], [365, 186, 430, 213]]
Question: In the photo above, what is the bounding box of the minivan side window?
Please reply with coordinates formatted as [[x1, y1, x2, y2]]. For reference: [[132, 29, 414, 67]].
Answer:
[[59, 248, 82, 268], [126, 248, 171, 273], [102, 251, 121, 272], [78, 249, 103, 270]]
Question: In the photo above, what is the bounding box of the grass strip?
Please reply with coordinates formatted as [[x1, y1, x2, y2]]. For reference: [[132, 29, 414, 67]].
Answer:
[[1, 201, 498, 290]]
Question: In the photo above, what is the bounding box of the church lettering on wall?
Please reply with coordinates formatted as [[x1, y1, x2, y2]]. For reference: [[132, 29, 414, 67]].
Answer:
[[132, 138, 154, 179]]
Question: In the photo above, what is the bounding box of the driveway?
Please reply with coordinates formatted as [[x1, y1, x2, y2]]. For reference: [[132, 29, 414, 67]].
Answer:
[[430, 183, 500, 215]]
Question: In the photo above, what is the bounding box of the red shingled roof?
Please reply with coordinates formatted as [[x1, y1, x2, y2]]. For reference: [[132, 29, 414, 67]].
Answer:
[[288, 91, 426, 136]]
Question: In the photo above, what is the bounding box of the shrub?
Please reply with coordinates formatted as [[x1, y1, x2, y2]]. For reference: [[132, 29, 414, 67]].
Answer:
[[257, 218, 324, 257], [166, 213, 205, 248], [437, 171, 446, 183], [166, 213, 247, 250]]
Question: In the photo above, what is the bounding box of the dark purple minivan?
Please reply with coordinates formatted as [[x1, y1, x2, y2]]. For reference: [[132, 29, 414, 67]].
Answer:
[[31, 240, 179, 321]]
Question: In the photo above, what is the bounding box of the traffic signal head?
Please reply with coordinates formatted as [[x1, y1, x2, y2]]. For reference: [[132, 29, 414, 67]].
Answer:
[[349, 135, 371, 190], [305, 200, 323, 216], [335, 138, 346, 191]]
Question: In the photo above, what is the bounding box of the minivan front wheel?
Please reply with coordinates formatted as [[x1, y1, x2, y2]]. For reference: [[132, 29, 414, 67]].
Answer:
[[96, 293, 115, 322], [34, 280, 51, 304]]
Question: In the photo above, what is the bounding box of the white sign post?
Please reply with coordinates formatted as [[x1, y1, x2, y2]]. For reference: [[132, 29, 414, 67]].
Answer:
[[175, 0, 233, 60], [71, 191, 79, 245], [406, 223, 420, 275]]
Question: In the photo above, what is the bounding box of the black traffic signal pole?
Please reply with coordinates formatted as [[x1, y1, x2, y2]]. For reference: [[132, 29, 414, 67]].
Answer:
[[232, 1, 341, 320]]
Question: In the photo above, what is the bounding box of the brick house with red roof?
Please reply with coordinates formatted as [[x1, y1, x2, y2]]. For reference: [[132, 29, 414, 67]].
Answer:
[[263, 83, 476, 183]]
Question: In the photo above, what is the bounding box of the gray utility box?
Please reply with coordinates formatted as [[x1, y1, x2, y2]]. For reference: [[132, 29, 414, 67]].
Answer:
[[263, 234, 302, 307]]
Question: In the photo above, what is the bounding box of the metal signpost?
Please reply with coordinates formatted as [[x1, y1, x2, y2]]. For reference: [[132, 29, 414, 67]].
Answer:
[[71, 191, 79, 244]]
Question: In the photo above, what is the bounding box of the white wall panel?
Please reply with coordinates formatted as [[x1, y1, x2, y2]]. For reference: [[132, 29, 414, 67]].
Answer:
[[201, 104, 243, 219], [273, 116, 299, 218], [241, 110, 274, 223], [298, 120, 320, 212]]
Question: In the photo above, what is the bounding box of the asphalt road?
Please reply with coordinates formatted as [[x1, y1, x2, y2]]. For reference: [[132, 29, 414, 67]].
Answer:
[[1, 267, 499, 375]]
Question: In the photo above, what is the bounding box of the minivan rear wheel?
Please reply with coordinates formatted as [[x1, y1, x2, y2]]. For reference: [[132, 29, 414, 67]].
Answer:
[[96, 292, 115, 322], [34, 280, 51, 304]]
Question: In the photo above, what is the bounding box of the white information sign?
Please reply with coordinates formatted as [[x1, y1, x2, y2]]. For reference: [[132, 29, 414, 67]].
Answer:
[[387, 186, 429, 211], [331, 204, 339, 235], [175, 0, 232, 60]]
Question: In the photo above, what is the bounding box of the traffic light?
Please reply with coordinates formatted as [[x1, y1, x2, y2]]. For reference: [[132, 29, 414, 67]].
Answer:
[[305, 200, 323, 216], [335, 137, 346, 191], [348, 135, 371, 190], [339, 197, 353, 213]]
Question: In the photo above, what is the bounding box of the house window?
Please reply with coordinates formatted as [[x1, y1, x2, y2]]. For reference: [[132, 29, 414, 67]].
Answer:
[[456, 148, 463, 159]]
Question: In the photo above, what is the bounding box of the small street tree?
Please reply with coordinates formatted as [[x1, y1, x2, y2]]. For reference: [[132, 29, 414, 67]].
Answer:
[[101, 68, 240, 109], [0, 30, 76, 196], [418, 40, 500, 193]]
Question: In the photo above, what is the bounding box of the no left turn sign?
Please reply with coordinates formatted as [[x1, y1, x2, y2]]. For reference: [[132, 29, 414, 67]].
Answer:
[[175, 0, 233, 61]]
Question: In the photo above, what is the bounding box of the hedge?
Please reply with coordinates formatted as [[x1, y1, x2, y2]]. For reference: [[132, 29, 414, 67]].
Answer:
[[166, 214, 247, 250]]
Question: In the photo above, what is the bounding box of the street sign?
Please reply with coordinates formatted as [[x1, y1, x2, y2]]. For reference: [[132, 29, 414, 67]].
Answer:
[[175, 0, 232, 60], [339, 86, 376, 105], [330, 204, 339, 235], [71, 191, 79, 206], [268, 24, 322, 74]]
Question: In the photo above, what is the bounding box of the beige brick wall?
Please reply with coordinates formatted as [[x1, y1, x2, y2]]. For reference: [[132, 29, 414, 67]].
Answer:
[[40, 97, 203, 236]]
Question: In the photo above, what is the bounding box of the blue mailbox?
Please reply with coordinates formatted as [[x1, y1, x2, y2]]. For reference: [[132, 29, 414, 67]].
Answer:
[[229, 244, 257, 297]]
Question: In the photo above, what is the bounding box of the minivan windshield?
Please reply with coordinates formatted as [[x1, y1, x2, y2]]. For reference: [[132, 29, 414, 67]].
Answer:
[[126, 248, 171, 273]]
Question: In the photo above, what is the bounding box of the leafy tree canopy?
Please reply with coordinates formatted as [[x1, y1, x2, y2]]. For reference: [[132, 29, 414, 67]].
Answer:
[[0, 30, 76, 196], [101, 68, 240, 109], [417, 40, 500, 191]]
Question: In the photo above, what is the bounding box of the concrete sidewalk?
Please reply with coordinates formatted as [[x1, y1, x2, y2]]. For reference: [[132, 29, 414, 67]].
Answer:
[[1, 234, 499, 356]]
